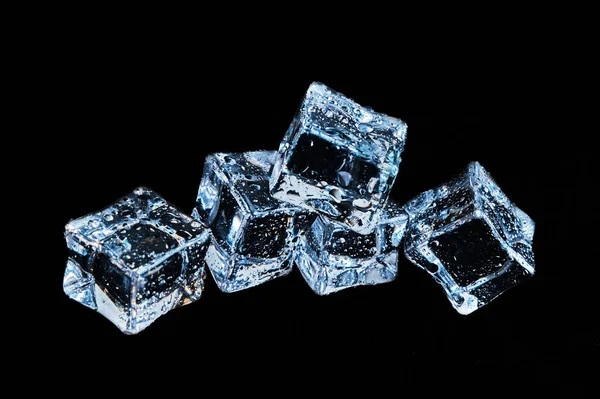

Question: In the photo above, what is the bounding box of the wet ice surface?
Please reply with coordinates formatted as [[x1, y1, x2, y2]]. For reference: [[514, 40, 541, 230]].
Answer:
[[270, 82, 407, 234], [63, 188, 211, 334], [297, 200, 408, 295], [193, 151, 314, 293], [403, 162, 535, 315]]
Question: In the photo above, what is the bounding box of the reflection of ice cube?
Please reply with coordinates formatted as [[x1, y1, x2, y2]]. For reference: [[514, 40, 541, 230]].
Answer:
[[297, 200, 407, 295], [270, 82, 407, 234], [403, 162, 535, 315], [63, 187, 211, 334], [193, 151, 314, 293]]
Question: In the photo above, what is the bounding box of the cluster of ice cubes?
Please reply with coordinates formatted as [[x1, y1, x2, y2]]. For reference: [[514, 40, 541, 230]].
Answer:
[[63, 82, 535, 334]]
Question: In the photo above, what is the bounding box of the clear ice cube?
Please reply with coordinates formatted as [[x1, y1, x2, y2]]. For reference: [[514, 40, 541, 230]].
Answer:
[[193, 151, 315, 293], [403, 162, 535, 315], [269, 82, 407, 234], [63, 187, 211, 334], [296, 200, 408, 295]]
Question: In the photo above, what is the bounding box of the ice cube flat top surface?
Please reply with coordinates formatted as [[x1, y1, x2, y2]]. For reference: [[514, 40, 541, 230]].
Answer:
[[194, 151, 314, 293], [287, 82, 406, 154], [64, 187, 210, 334], [403, 162, 535, 315], [270, 82, 407, 234], [208, 151, 296, 214], [297, 199, 408, 295], [66, 187, 209, 270]]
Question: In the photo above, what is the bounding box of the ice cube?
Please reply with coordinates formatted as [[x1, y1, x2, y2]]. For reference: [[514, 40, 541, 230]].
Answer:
[[63, 187, 210, 334], [193, 151, 314, 293], [296, 200, 408, 295], [403, 162, 535, 315], [270, 82, 407, 234]]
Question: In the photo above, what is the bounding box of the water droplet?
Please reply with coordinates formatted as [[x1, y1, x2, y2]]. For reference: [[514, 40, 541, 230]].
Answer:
[[328, 188, 343, 203], [417, 223, 431, 233], [367, 177, 379, 193], [286, 190, 301, 199], [191, 221, 201, 228], [337, 171, 352, 187], [358, 124, 374, 133], [359, 112, 373, 123], [353, 198, 371, 210], [103, 213, 114, 221], [224, 156, 236, 164], [325, 110, 334, 118], [88, 219, 100, 228]]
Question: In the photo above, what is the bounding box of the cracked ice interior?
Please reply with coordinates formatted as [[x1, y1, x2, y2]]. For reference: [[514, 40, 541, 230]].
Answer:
[[403, 161, 535, 315], [269, 82, 407, 234], [63, 187, 211, 334]]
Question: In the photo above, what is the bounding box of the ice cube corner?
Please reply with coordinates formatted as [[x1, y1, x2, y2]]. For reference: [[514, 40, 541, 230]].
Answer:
[[403, 162, 535, 315], [270, 82, 407, 235], [64, 187, 211, 334], [193, 151, 314, 293]]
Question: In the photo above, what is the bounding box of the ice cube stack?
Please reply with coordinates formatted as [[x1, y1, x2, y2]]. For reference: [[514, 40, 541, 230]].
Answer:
[[64, 82, 536, 334], [194, 83, 409, 296]]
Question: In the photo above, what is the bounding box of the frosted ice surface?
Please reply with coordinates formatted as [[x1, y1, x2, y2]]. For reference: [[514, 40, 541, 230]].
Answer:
[[297, 200, 408, 295], [270, 82, 407, 234], [64, 188, 210, 334], [403, 162, 535, 315], [193, 151, 314, 292]]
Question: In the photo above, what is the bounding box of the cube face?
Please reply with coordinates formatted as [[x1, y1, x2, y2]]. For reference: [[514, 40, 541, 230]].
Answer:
[[101, 224, 179, 269], [428, 219, 511, 287], [270, 82, 407, 234], [296, 200, 408, 295], [63, 188, 210, 334], [403, 162, 535, 315], [239, 212, 291, 258], [194, 151, 315, 293]]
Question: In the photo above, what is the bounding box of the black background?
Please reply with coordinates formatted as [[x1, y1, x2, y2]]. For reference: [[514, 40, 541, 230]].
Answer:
[[30, 30, 596, 389]]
